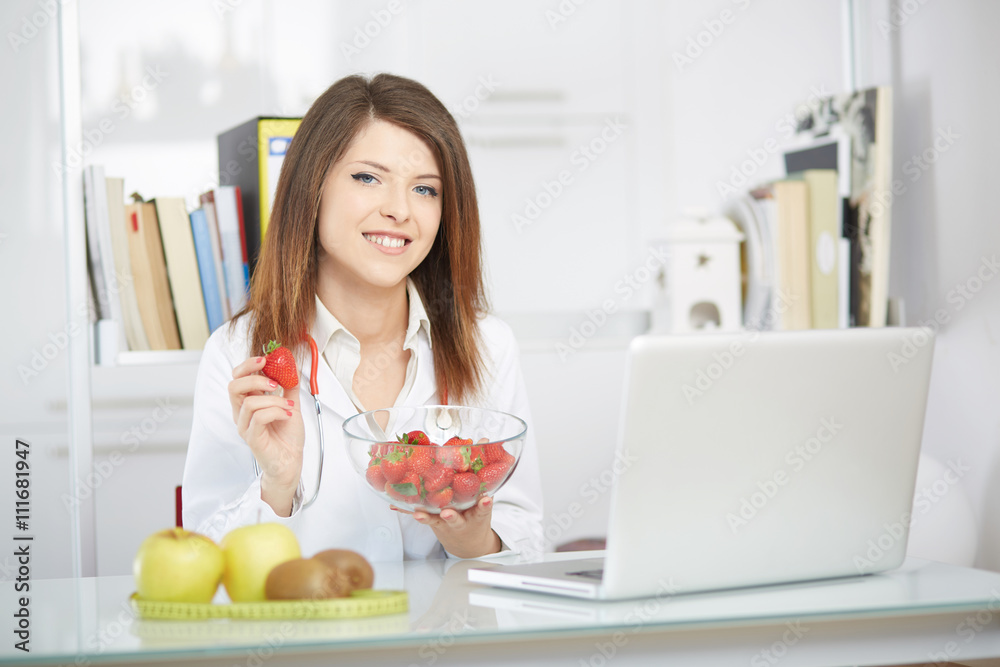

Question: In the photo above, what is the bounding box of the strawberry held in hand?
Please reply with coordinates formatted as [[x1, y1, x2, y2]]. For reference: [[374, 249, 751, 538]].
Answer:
[[262, 340, 298, 389]]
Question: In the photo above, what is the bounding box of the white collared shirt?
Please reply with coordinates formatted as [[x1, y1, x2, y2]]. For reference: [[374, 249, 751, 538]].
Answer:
[[182, 290, 544, 564], [312, 278, 432, 412]]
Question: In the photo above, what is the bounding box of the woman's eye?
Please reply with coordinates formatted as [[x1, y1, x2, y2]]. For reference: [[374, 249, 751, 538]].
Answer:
[[414, 185, 438, 197], [351, 173, 378, 185]]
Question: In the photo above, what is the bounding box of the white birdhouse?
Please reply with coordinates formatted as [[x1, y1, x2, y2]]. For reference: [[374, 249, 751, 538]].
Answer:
[[654, 210, 744, 333]]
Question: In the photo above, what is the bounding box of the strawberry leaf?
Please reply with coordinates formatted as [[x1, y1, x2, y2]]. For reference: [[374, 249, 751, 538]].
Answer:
[[391, 482, 418, 496]]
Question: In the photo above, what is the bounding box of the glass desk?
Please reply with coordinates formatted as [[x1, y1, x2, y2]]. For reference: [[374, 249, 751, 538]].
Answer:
[[4, 552, 1000, 667]]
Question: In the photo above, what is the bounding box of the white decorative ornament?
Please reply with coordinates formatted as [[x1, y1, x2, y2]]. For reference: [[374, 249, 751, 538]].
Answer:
[[655, 209, 745, 334]]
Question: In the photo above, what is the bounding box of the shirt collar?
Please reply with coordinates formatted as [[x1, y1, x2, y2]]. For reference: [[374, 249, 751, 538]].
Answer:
[[312, 277, 433, 352]]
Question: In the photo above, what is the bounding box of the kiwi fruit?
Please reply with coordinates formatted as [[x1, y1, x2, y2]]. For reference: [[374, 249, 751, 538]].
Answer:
[[264, 558, 351, 600], [312, 549, 375, 590]]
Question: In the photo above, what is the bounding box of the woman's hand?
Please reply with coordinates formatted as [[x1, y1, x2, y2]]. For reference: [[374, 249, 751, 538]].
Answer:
[[228, 356, 303, 516], [397, 497, 502, 558]]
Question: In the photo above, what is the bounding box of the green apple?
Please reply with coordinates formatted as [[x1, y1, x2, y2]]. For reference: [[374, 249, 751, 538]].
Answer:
[[221, 523, 301, 602], [133, 527, 224, 603]]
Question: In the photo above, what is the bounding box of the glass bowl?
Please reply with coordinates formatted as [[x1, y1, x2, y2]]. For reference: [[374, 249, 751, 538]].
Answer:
[[343, 406, 527, 514]]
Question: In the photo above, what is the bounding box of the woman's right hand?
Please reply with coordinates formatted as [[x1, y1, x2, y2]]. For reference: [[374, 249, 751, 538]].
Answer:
[[228, 356, 304, 515]]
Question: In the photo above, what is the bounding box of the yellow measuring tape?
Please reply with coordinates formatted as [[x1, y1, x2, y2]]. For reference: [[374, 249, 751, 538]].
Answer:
[[130, 589, 408, 620]]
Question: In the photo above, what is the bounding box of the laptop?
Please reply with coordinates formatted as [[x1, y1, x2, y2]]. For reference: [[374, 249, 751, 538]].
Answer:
[[468, 327, 936, 600]]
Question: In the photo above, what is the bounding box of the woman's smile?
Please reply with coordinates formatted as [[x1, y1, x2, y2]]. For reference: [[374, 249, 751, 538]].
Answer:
[[363, 232, 411, 254]]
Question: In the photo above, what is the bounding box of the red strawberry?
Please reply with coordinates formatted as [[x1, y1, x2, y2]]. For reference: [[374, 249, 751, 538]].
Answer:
[[379, 450, 408, 484], [385, 472, 421, 504], [426, 487, 454, 509], [468, 445, 485, 473], [452, 472, 482, 502], [261, 340, 299, 389], [408, 448, 435, 476], [399, 430, 431, 446], [482, 442, 509, 465], [421, 464, 455, 493], [370, 442, 394, 458], [365, 461, 386, 491], [477, 462, 511, 492], [437, 444, 469, 472]]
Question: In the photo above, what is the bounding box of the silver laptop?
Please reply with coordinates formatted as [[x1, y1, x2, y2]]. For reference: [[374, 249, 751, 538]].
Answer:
[[468, 328, 936, 600]]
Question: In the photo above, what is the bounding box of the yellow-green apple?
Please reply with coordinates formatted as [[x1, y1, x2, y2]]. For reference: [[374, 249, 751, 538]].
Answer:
[[133, 527, 224, 602], [220, 523, 301, 602]]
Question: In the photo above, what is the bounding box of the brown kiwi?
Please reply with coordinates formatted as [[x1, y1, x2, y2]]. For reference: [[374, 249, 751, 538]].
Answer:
[[264, 558, 351, 600], [312, 549, 375, 591]]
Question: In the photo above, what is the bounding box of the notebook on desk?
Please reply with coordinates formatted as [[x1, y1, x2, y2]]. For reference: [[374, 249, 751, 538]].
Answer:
[[468, 328, 936, 600]]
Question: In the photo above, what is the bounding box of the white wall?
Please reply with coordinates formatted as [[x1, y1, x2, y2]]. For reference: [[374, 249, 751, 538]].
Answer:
[[3, 0, 998, 578], [662, 0, 1000, 570]]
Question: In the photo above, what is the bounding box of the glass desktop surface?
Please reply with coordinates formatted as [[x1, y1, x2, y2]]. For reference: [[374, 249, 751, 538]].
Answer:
[[3, 553, 999, 665]]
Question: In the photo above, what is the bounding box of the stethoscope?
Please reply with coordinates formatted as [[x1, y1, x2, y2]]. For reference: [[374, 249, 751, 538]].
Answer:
[[252, 335, 325, 509]]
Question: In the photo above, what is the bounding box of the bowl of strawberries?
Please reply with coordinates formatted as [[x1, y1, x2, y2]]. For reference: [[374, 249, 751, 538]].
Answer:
[[342, 406, 526, 514]]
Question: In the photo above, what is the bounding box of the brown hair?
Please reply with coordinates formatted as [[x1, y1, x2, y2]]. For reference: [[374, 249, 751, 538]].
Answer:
[[232, 73, 488, 403]]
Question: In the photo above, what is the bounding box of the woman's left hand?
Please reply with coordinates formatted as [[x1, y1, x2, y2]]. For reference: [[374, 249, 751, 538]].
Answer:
[[393, 497, 502, 558]]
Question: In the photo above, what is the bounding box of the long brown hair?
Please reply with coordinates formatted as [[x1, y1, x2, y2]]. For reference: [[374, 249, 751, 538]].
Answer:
[[232, 73, 488, 403]]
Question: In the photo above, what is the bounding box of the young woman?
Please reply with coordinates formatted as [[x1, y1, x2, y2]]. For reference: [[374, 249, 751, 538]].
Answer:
[[182, 73, 543, 561]]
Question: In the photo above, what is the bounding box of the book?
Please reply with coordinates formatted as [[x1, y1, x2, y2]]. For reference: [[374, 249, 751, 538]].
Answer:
[[83, 165, 118, 323], [789, 86, 893, 326], [797, 170, 840, 329], [189, 208, 225, 333], [198, 190, 231, 321], [154, 197, 210, 350], [869, 86, 894, 328], [217, 117, 302, 275], [773, 180, 812, 330], [783, 135, 850, 329], [213, 185, 250, 314], [105, 177, 149, 351], [125, 201, 181, 350], [748, 185, 781, 330]]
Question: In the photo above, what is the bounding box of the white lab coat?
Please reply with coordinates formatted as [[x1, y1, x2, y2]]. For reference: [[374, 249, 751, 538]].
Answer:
[[181, 312, 544, 562]]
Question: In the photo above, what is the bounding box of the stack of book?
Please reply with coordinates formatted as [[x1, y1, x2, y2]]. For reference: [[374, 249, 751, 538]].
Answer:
[[83, 165, 251, 353], [730, 85, 893, 331], [84, 117, 302, 357]]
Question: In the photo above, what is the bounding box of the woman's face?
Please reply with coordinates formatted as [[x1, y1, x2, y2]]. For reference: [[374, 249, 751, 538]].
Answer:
[[316, 120, 443, 293]]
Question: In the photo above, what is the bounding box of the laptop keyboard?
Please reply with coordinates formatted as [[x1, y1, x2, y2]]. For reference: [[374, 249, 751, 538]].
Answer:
[[567, 568, 604, 581]]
